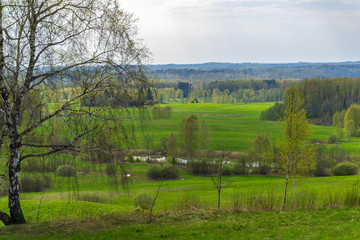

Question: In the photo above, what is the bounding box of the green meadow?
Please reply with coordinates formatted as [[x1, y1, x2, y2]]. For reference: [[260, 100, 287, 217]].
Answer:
[[137, 102, 359, 154]]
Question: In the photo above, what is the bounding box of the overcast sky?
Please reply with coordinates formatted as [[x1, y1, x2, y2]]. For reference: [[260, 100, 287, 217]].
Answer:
[[120, 0, 360, 64]]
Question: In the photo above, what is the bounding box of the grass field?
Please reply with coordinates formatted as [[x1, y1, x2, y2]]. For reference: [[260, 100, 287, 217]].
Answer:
[[0, 102, 360, 239], [137, 102, 360, 154], [1, 163, 360, 224], [1, 207, 360, 239]]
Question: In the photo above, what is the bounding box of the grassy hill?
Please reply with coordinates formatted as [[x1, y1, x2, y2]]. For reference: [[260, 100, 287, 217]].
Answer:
[[137, 102, 358, 154]]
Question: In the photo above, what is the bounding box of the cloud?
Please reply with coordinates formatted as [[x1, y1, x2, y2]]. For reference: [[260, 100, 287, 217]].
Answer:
[[120, 0, 360, 63]]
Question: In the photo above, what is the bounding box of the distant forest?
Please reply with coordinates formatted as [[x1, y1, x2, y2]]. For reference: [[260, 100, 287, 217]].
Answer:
[[148, 62, 360, 80]]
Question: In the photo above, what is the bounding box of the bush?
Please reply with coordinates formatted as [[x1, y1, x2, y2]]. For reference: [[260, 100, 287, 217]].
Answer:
[[126, 153, 134, 163], [162, 165, 179, 179], [147, 164, 179, 180], [147, 165, 162, 179], [222, 164, 233, 176], [133, 192, 153, 210], [332, 162, 358, 176], [328, 134, 337, 144], [55, 165, 77, 177], [188, 160, 214, 175], [20, 175, 52, 193]]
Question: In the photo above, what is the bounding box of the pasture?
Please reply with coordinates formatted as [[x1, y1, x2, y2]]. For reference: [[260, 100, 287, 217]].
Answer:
[[137, 102, 358, 154]]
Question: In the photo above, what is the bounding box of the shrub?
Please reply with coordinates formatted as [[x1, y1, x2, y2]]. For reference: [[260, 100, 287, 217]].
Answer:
[[133, 192, 153, 210], [332, 162, 358, 176], [162, 165, 179, 179], [147, 165, 162, 180], [147, 164, 179, 180], [188, 160, 214, 175], [55, 165, 77, 177], [222, 164, 233, 176], [328, 134, 337, 144], [126, 153, 134, 163], [20, 175, 52, 193]]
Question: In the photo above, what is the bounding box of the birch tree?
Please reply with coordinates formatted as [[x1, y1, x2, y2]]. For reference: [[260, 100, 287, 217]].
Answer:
[[277, 86, 317, 210], [0, 0, 149, 225]]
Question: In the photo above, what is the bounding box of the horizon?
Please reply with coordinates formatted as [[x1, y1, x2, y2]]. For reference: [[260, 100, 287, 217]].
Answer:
[[147, 60, 360, 66]]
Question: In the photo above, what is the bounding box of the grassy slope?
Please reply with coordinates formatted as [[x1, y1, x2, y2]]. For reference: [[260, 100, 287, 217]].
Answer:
[[1, 207, 360, 239]]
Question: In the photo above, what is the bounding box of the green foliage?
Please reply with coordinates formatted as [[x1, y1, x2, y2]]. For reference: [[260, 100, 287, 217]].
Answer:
[[126, 154, 134, 163], [332, 162, 359, 176], [222, 164, 234, 176], [133, 192, 152, 210], [55, 165, 77, 177], [328, 134, 337, 144], [260, 102, 284, 121], [20, 175, 52, 193], [345, 120, 355, 141], [335, 123, 345, 142], [345, 104, 360, 132], [182, 115, 199, 161], [188, 159, 214, 175], [147, 165, 179, 180], [275, 86, 317, 208], [314, 147, 332, 177]]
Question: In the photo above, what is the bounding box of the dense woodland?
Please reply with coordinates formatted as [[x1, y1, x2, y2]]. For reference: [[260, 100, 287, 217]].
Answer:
[[261, 77, 360, 124]]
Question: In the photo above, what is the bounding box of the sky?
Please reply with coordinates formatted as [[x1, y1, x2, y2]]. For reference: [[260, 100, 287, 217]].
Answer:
[[120, 0, 360, 64]]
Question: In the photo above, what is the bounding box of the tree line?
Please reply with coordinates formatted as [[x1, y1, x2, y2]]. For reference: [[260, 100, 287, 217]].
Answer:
[[261, 77, 360, 124]]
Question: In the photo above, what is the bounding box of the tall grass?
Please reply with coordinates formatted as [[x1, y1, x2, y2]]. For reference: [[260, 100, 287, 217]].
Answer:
[[228, 180, 360, 212]]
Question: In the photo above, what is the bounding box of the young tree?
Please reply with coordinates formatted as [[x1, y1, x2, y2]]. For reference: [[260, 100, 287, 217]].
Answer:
[[166, 133, 177, 160], [211, 143, 231, 210], [182, 115, 199, 162], [335, 123, 345, 142], [0, 0, 150, 225], [344, 104, 360, 134], [276, 86, 317, 209], [345, 120, 355, 141]]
